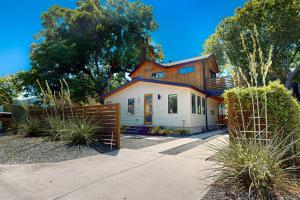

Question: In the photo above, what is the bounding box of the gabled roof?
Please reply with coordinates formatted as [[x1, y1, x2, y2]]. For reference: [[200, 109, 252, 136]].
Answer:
[[163, 54, 212, 67], [101, 77, 224, 99], [129, 54, 218, 76]]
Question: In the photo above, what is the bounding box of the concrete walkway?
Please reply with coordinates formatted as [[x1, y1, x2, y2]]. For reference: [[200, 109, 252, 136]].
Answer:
[[140, 129, 227, 153], [0, 131, 227, 200]]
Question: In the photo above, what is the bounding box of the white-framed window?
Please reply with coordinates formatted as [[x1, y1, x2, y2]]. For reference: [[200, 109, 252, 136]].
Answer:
[[128, 98, 134, 115], [197, 96, 201, 114], [202, 97, 206, 115], [191, 94, 196, 114], [210, 109, 215, 115], [168, 94, 178, 114]]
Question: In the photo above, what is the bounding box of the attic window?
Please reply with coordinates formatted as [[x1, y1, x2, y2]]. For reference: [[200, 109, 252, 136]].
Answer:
[[210, 70, 216, 79], [152, 72, 165, 79], [179, 66, 194, 74]]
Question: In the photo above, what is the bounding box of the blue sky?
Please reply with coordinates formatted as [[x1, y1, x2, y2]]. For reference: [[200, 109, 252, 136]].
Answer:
[[0, 0, 246, 77]]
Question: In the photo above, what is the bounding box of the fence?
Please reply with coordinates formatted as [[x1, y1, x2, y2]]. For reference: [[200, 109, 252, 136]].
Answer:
[[30, 104, 121, 148]]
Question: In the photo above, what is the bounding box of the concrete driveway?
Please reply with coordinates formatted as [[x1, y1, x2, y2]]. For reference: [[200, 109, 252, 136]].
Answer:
[[0, 134, 227, 200]]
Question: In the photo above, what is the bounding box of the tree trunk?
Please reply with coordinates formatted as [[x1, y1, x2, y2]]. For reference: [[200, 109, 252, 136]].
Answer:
[[285, 64, 300, 89]]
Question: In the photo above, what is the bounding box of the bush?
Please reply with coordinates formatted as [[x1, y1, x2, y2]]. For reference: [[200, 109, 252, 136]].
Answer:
[[65, 117, 100, 145], [175, 128, 190, 134], [224, 81, 300, 145], [215, 132, 300, 199], [46, 116, 67, 140], [20, 118, 43, 137], [150, 126, 175, 135]]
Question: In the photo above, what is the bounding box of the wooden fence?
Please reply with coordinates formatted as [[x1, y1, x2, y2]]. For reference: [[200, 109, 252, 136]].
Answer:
[[30, 104, 121, 149]]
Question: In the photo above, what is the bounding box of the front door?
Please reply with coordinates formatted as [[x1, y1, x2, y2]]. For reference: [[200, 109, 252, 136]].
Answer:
[[144, 94, 153, 125]]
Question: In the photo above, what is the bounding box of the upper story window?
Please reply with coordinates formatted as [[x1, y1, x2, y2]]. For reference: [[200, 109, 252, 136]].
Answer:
[[210, 70, 216, 79], [152, 72, 165, 79], [179, 66, 194, 74]]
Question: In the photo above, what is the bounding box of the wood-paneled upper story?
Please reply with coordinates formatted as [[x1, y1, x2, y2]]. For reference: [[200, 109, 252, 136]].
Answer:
[[129, 54, 220, 90]]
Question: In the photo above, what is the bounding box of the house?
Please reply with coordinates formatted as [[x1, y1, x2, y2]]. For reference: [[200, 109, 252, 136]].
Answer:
[[102, 54, 233, 133]]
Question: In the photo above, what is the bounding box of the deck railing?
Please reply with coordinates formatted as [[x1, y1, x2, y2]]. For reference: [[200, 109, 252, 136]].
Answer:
[[205, 77, 235, 91]]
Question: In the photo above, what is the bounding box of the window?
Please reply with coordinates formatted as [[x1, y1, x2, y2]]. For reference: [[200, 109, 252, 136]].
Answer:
[[128, 98, 134, 115], [191, 94, 196, 113], [168, 94, 178, 114], [210, 70, 216, 79], [152, 72, 165, 79], [179, 66, 194, 74], [210, 109, 215, 115], [197, 96, 201, 114], [202, 97, 206, 115]]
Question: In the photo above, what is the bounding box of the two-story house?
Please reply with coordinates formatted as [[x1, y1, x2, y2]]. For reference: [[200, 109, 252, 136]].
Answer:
[[102, 54, 231, 133]]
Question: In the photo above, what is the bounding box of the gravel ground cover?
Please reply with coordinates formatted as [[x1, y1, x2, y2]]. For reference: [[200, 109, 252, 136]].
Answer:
[[0, 133, 114, 165], [202, 183, 300, 200], [160, 134, 222, 155], [120, 134, 177, 149]]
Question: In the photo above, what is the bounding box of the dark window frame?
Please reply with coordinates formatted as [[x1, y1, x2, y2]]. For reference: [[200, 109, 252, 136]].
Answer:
[[152, 72, 165, 79]]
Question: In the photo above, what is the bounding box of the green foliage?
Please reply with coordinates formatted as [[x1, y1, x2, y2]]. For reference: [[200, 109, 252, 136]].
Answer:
[[65, 117, 100, 145], [20, 118, 43, 137], [204, 0, 300, 83], [175, 128, 190, 134], [46, 116, 67, 141], [23, 0, 164, 102], [215, 132, 300, 199], [0, 75, 22, 105], [224, 81, 300, 137]]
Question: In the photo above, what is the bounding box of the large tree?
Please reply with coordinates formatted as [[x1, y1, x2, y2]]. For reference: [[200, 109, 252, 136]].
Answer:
[[0, 75, 22, 105], [24, 0, 163, 103], [204, 0, 300, 88]]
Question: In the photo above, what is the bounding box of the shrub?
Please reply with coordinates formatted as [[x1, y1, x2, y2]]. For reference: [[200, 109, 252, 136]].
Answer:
[[46, 116, 67, 140], [20, 118, 43, 137], [215, 132, 300, 199], [151, 126, 162, 134], [175, 128, 190, 134], [158, 129, 174, 135], [224, 81, 300, 145], [65, 117, 100, 145]]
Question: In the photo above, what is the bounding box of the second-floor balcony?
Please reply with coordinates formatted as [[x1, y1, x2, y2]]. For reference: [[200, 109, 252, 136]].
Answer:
[[204, 76, 235, 91]]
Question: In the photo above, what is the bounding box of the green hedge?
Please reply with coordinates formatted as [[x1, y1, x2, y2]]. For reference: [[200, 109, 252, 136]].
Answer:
[[224, 81, 300, 140]]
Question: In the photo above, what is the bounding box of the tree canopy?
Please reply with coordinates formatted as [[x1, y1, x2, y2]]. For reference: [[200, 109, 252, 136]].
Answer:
[[24, 0, 163, 103], [0, 75, 22, 105], [204, 0, 300, 87]]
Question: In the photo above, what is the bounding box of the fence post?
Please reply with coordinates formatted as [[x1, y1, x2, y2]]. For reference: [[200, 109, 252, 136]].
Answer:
[[115, 103, 121, 149]]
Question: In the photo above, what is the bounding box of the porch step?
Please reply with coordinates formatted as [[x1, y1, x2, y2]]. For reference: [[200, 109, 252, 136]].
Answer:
[[123, 126, 151, 135]]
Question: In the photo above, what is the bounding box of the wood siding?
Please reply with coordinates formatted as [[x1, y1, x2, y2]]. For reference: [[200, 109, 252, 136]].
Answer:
[[130, 57, 218, 90]]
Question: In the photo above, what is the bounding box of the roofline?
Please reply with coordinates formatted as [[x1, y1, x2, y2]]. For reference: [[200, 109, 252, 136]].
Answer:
[[101, 78, 223, 99], [129, 54, 219, 77], [129, 60, 165, 77]]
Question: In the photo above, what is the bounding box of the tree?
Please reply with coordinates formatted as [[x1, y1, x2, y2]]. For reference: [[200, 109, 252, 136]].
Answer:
[[24, 0, 163, 103], [204, 0, 300, 88], [0, 75, 22, 105]]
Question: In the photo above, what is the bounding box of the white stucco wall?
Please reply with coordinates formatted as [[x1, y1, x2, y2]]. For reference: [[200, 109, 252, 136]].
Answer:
[[105, 82, 219, 133], [105, 82, 191, 128]]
